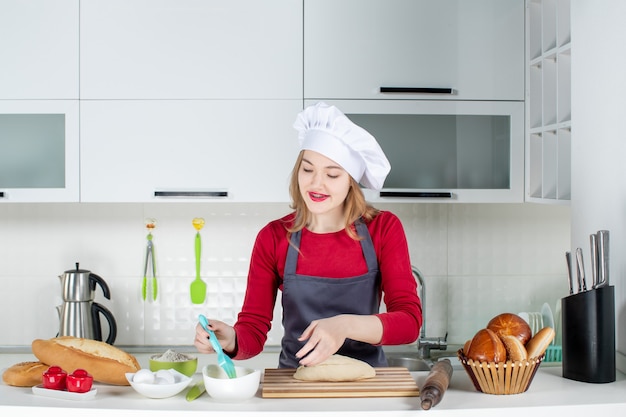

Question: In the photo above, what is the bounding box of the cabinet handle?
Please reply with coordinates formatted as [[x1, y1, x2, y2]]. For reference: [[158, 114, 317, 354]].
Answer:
[[154, 190, 229, 198], [0, 191, 4, 198], [380, 191, 452, 198], [380, 87, 454, 94]]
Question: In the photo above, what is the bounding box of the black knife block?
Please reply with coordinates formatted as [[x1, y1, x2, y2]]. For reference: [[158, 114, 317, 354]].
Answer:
[[561, 285, 615, 383]]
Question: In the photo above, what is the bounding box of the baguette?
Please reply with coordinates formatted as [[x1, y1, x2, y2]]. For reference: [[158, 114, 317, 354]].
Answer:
[[500, 334, 528, 362], [2, 361, 48, 387], [31, 336, 140, 386], [525, 327, 555, 359]]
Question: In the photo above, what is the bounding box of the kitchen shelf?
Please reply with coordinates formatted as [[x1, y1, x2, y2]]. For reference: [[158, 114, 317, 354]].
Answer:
[[526, 0, 571, 205]]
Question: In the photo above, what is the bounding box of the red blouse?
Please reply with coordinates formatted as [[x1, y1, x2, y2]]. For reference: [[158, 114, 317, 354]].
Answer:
[[232, 210, 423, 359]]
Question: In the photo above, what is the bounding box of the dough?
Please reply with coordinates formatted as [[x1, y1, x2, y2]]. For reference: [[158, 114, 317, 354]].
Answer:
[[293, 354, 376, 382]]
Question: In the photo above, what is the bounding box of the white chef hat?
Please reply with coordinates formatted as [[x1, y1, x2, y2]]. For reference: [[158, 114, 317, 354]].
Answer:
[[293, 102, 391, 190]]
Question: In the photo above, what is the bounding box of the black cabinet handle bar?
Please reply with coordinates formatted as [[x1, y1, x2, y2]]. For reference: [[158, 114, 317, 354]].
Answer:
[[380, 191, 452, 198], [380, 87, 454, 94], [154, 191, 228, 198], [0, 191, 4, 198]]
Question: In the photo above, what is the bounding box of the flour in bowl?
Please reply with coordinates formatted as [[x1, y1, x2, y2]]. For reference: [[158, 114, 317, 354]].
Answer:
[[152, 349, 195, 362]]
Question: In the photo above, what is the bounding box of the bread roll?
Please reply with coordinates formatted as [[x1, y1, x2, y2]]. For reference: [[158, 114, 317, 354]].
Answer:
[[293, 354, 376, 382], [525, 327, 555, 359], [2, 361, 48, 387], [32, 336, 140, 386], [462, 339, 472, 355], [466, 328, 507, 363], [487, 313, 532, 345], [500, 334, 528, 362]]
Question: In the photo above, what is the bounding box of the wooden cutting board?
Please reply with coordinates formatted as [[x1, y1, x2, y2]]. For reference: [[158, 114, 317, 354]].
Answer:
[[261, 367, 420, 398]]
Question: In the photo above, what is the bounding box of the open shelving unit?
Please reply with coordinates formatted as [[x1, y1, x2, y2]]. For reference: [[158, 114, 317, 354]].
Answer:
[[526, 0, 571, 204]]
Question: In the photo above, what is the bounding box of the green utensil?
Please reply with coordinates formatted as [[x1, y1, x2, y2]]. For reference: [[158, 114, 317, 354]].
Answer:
[[186, 381, 205, 401], [199, 314, 237, 379], [141, 275, 147, 301], [142, 219, 157, 301], [190, 218, 206, 304]]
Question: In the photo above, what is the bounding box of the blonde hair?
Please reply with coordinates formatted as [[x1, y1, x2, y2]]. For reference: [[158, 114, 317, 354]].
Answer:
[[287, 151, 380, 240]]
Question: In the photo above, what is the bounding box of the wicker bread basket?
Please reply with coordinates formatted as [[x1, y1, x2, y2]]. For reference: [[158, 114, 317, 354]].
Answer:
[[457, 349, 544, 395]]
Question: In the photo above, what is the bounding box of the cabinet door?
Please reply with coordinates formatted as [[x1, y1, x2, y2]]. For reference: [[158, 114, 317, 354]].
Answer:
[[80, 0, 302, 99], [80, 100, 301, 202], [308, 100, 525, 203], [304, 0, 524, 101], [0, 100, 80, 202], [0, 0, 79, 99]]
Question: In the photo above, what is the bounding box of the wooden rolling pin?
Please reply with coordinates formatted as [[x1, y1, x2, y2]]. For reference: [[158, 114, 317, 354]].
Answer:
[[420, 359, 453, 410]]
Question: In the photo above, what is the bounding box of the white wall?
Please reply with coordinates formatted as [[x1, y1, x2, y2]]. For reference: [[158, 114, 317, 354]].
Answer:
[[571, 1, 626, 373], [0, 202, 569, 349]]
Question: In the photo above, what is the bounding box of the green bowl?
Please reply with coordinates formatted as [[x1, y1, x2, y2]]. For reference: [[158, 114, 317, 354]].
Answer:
[[149, 355, 198, 377]]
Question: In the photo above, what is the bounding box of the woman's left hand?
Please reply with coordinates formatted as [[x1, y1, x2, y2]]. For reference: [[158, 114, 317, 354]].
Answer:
[[295, 314, 383, 366], [295, 315, 348, 366]]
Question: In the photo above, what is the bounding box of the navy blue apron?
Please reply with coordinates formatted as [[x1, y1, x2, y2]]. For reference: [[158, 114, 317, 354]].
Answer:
[[279, 221, 387, 368]]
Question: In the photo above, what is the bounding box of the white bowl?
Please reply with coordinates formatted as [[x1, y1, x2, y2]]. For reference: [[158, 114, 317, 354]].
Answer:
[[202, 364, 261, 401], [125, 369, 192, 399]]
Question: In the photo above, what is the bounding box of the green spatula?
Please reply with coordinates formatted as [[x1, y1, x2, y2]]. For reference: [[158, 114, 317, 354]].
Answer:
[[190, 218, 206, 304]]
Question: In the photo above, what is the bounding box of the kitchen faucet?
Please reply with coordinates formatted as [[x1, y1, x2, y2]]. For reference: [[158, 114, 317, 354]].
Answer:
[[412, 266, 447, 359]]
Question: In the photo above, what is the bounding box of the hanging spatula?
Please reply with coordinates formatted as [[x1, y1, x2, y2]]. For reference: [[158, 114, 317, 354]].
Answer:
[[190, 218, 206, 304]]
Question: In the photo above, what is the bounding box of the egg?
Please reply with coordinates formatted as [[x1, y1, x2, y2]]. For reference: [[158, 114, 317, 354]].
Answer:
[[133, 369, 156, 384], [154, 370, 176, 385]]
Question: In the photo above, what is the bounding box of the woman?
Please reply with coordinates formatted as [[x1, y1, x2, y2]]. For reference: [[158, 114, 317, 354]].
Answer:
[[194, 102, 422, 368]]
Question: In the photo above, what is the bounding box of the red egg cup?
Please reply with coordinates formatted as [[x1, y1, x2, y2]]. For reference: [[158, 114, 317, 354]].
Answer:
[[42, 366, 67, 391], [66, 369, 94, 393]]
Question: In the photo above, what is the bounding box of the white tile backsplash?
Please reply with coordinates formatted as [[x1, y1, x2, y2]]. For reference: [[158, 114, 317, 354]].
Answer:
[[0, 202, 570, 348]]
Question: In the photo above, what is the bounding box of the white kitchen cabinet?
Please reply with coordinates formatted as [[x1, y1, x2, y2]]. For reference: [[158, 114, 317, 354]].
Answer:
[[0, 0, 79, 99], [526, 0, 571, 203], [79, 0, 302, 100], [304, 0, 525, 101], [80, 100, 301, 203], [312, 100, 525, 203], [0, 100, 80, 202]]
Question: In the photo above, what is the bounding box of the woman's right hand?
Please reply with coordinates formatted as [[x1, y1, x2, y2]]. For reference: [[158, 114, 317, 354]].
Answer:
[[194, 318, 237, 355]]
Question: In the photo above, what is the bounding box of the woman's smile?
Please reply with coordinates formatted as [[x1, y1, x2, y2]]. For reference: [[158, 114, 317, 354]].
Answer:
[[308, 191, 329, 202]]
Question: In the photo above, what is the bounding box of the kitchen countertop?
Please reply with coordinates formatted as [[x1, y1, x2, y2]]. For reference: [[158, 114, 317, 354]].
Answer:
[[2, 349, 626, 416]]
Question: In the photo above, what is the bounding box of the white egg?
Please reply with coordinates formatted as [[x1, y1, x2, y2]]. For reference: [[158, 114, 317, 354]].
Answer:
[[133, 369, 156, 384], [154, 370, 176, 384]]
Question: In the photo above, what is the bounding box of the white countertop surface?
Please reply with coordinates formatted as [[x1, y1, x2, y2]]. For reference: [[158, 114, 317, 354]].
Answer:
[[2, 350, 626, 416]]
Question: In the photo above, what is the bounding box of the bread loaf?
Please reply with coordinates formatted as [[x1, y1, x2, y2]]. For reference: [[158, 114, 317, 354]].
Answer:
[[466, 328, 507, 363], [31, 336, 140, 386], [293, 354, 376, 382], [500, 334, 528, 362], [487, 313, 532, 345], [525, 327, 555, 359], [463, 339, 472, 355], [2, 361, 48, 387]]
